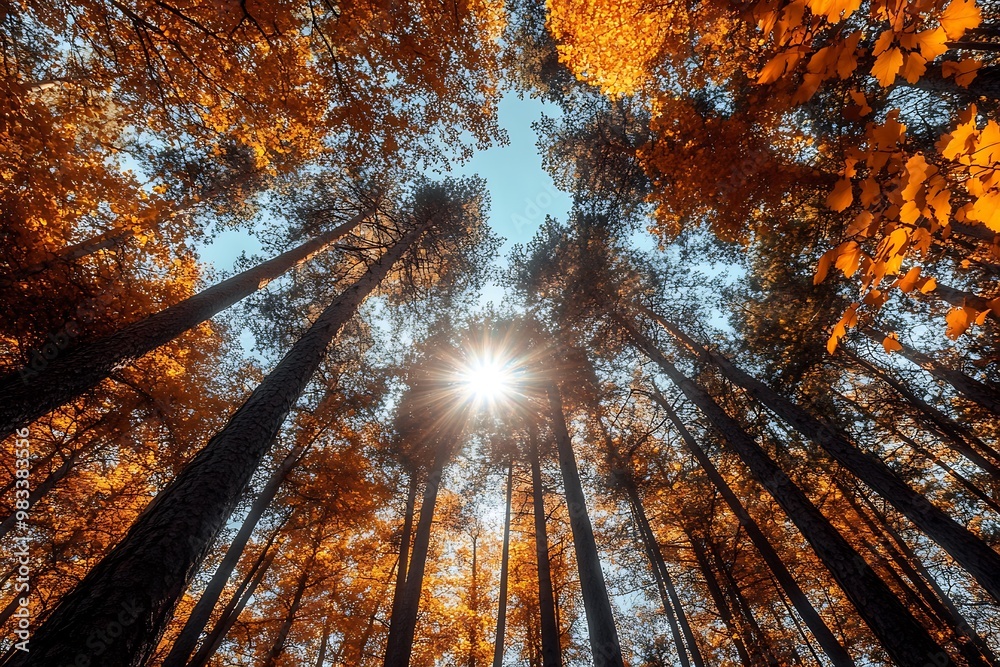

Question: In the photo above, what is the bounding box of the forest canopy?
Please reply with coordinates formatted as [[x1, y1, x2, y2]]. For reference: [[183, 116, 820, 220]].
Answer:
[[1, 0, 999, 666]]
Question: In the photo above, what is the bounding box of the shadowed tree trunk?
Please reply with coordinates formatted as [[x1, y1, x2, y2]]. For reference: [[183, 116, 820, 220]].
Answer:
[[13, 213, 428, 667], [860, 326, 1000, 416], [547, 383, 624, 667], [492, 459, 514, 667], [0, 208, 372, 440], [686, 529, 755, 666], [162, 442, 308, 667], [645, 310, 1000, 603], [529, 427, 562, 667], [842, 348, 1000, 473], [616, 315, 955, 667], [646, 387, 856, 667], [383, 442, 451, 667], [620, 476, 697, 667], [263, 553, 314, 667], [388, 472, 419, 637], [188, 527, 284, 667]]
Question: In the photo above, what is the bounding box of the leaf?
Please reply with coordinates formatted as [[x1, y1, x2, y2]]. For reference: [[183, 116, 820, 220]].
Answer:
[[872, 47, 904, 87], [940, 0, 982, 40], [945, 306, 973, 339], [902, 51, 927, 84], [895, 266, 922, 292], [758, 51, 801, 84], [814, 249, 835, 284], [882, 334, 903, 353], [834, 240, 863, 277], [914, 27, 949, 61], [827, 302, 860, 353], [827, 178, 854, 211], [942, 58, 982, 87]]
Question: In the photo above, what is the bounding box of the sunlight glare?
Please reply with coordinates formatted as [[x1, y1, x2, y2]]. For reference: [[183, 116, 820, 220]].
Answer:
[[459, 354, 513, 404]]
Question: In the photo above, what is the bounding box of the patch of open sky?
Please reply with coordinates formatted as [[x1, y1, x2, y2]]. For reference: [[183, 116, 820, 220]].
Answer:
[[194, 91, 571, 359]]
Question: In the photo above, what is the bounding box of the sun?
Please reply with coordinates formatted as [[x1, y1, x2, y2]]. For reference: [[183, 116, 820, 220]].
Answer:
[[458, 353, 514, 404]]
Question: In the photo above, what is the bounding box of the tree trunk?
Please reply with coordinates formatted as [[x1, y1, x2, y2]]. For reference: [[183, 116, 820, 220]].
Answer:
[[0, 208, 371, 440], [383, 442, 450, 667], [706, 537, 777, 666], [469, 533, 479, 667], [647, 312, 1000, 602], [162, 443, 306, 667], [529, 427, 562, 667], [389, 473, 419, 637], [648, 387, 856, 667], [315, 615, 333, 667], [928, 283, 1000, 323], [847, 483, 1000, 667], [621, 479, 696, 667], [263, 557, 312, 667], [860, 326, 1000, 416], [492, 460, 514, 667], [14, 212, 424, 667], [188, 529, 282, 667], [836, 389, 1000, 513], [841, 347, 1000, 476], [547, 383, 624, 667], [3, 226, 137, 285], [616, 316, 954, 667], [686, 530, 755, 666]]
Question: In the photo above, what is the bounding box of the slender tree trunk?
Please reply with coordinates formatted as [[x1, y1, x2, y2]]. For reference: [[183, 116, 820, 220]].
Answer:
[[646, 311, 1000, 602], [315, 615, 333, 667], [847, 483, 1000, 667], [860, 326, 1000, 416], [707, 537, 776, 666], [188, 530, 282, 667], [14, 213, 425, 667], [389, 473, 419, 635], [842, 348, 1000, 473], [833, 388, 1000, 512], [383, 442, 450, 667], [617, 316, 954, 667], [928, 283, 1000, 322], [161, 443, 306, 667], [648, 387, 856, 667], [622, 480, 694, 667], [547, 383, 624, 667], [492, 460, 514, 667], [0, 208, 371, 439], [263, 559, 312, 667], [469, 533, 479, 667], [529, 427, 562, 667], [687, 531, 755, 666], [3, 227, 137, 285]]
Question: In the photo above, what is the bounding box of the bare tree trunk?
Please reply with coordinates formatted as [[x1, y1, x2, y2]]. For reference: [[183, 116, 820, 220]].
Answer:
[[860, 326, 1000, 416], [547, 383, 624, 667], [383, 442, 450, 667], [617, 316, 954, 667], [3, 227, 137, 285], [648, 387, 856, 667], [14, 213, 424, 667], [188, 529, 283, 667], [469, 533, 479, 667], [389, 473, 419, 636], [0, 208, 371, 439], [835, 389, 1000, 513], [686, 530, 755, 666], [529, 427, 562, 667], [647, 312, 1000, 602], [842, 347, 1000, 471], [706, 537, 777, 666], [263, 557, 312, 667], [162, 443, 306, 667], [315, 615, 333, 667], [492, 460, 514, 667], [621, 478, 696, 667]]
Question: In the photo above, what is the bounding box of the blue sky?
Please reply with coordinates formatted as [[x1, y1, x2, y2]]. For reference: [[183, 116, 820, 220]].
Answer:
[[200, 93, 573, 308]]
